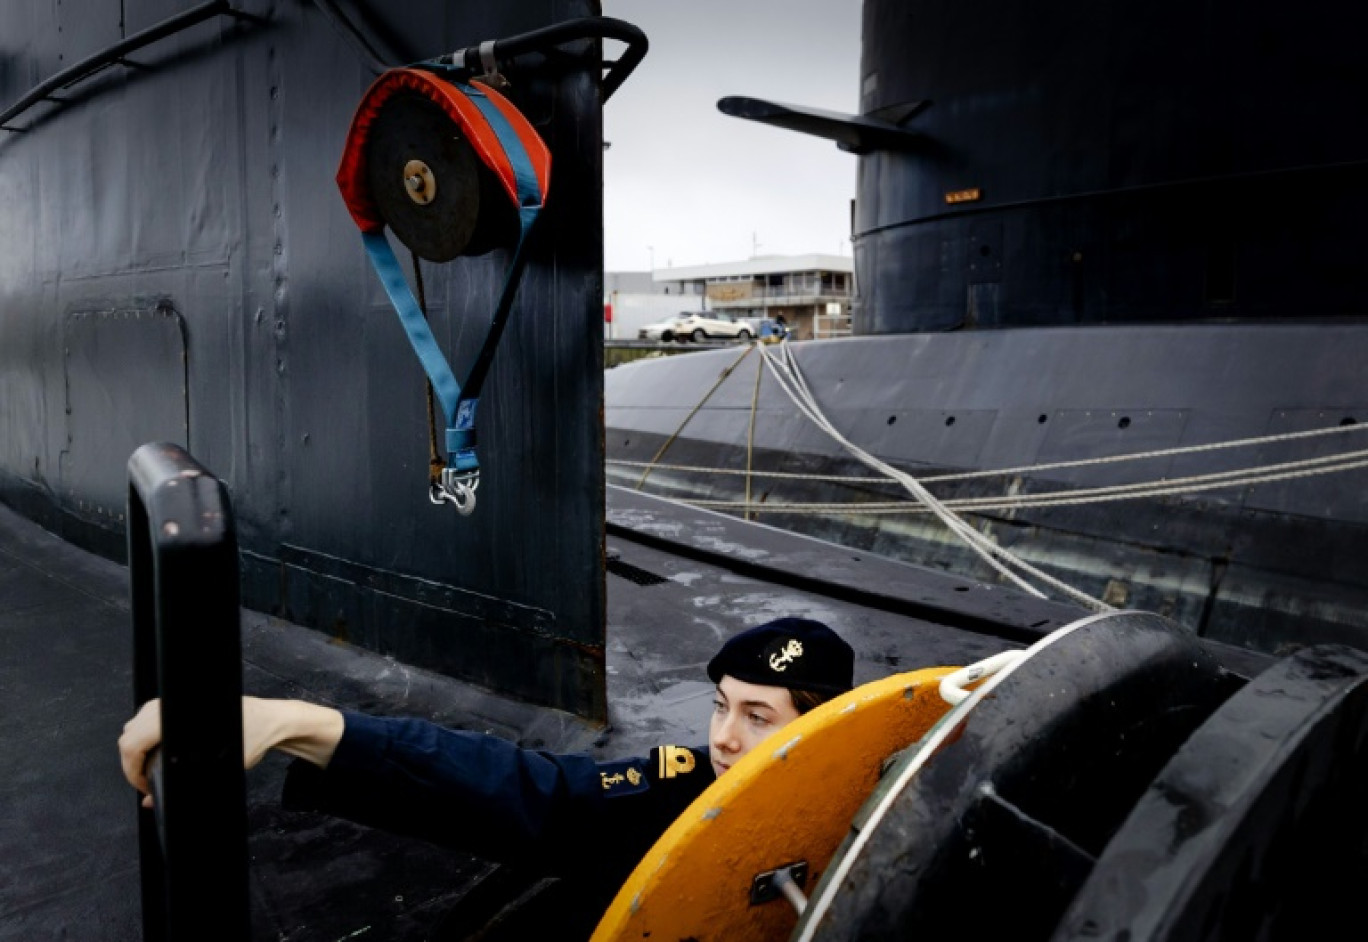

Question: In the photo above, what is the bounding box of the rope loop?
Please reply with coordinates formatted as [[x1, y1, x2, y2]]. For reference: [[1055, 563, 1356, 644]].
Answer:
[[939, 651, 1027, 705]]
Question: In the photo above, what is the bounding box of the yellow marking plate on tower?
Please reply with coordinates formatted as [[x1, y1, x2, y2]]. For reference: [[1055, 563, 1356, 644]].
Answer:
[[591, 666, 957, 941]]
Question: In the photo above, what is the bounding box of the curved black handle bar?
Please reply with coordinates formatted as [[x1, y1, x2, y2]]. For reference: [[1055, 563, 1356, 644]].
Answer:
[[437, 16, 649, 102], [0, 1, 263, 132], [128, 441, 248, 942], [309, 1, 648, 102]]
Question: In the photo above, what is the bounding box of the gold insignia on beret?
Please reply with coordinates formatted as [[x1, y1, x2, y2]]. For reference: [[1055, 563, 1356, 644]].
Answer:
[[768, 638, 804, 672], [659, 745, 697, 779]]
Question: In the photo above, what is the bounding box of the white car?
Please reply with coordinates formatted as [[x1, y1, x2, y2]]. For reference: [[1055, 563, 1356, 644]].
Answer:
[[669, 311, 755, 342], [637, 315, 691, 342]]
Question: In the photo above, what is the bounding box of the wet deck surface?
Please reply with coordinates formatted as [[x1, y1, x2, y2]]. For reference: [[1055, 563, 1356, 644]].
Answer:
[[5, 490, 1253, 940]]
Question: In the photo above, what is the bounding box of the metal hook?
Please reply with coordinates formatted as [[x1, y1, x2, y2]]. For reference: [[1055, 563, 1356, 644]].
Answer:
[[429, 469, 479, 515], [473, 39, 511, 89], [449, 479, 477, 515]]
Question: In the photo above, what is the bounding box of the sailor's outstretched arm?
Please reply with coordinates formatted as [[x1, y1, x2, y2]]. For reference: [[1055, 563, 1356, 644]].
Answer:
[[119, 699, 621, 867], [280, 712, 604, 863], [118, 696, 344, 806]]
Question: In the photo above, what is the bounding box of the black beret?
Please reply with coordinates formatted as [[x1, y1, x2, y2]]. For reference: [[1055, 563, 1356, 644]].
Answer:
[[706, 618, 854, 695]]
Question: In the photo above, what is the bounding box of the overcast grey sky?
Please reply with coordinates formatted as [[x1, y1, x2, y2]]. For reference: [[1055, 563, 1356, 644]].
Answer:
[[599, 0, 863, 272]]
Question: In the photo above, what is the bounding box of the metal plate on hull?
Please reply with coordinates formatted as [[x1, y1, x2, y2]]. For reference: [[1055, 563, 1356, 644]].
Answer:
[[61, 307, 188, 520], [1244, 407, 1368, 523]]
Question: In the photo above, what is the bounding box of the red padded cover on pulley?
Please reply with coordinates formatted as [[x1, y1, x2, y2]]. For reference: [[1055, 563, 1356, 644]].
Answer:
[[336, 68, 550, 233]]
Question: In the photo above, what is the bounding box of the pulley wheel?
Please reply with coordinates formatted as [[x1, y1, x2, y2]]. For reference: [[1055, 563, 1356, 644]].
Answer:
[[364, 92, 517, 263], [795, 611, 1246, 941], [1052, 643, 1368, 941]]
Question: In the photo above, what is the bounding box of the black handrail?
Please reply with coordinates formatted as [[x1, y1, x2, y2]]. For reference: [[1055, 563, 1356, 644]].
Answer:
[[0, 0, 262, 131], [308, 2, 649, 102], [307, 0, 392, 76], [3, 6, 645, 134], [436, 16, 648, 102], [128, 442, 248, 942]]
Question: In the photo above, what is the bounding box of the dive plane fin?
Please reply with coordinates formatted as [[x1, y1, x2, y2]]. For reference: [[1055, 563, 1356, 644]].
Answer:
[[717, 96, 927, 154]]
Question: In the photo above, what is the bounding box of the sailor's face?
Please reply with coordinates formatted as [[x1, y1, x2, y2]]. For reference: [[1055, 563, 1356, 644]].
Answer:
[[709, 675, 801, 777]]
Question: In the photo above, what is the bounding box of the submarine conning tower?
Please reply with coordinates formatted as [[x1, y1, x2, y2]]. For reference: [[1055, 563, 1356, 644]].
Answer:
[[848, 0, 1368, 333]]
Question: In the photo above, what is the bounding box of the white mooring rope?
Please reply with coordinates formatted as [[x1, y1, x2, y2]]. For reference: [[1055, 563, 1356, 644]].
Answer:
[[615, 336, 1366, 610], [756, 339, 1111, 611], [608, 409, 1368, 485], [678, 451, 1368, 514]]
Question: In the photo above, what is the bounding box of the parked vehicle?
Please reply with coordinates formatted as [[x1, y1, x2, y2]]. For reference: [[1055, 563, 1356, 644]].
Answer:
[[637, 315, 690, 342], [670, 311, 754, 342]]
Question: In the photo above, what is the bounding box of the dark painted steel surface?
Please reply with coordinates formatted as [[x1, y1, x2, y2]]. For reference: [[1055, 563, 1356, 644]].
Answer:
[[800, 611, 1246, 940], [127, 442, 248, 942], [0, 0, 260, 130], [0, 0, 610, 718], [852, 0, 1368, 332], [1053, 643, 1368, 941], [65, 307, 190, 521], [608, 485, 1082, 645]]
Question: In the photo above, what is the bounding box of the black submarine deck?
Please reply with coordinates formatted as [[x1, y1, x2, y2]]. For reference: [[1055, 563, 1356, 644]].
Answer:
[[0, 487, 1272, 942]]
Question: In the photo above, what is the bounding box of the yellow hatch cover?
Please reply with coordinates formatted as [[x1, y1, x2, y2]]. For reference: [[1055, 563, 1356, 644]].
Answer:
[[592, 666, 958, 941]]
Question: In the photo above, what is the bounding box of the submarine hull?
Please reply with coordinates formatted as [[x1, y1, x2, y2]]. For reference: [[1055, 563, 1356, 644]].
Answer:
[[608, 0, 1368, 656], [0, 0, 609, 717], [606, 323, 1368, 655]]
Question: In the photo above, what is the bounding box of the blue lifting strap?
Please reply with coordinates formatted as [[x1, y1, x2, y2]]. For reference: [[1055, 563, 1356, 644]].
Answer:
[[360, 80, 544, 509]]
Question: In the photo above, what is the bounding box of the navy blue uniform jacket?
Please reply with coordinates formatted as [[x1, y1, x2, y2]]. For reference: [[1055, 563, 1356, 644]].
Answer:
[[282, 712, 712, 899]]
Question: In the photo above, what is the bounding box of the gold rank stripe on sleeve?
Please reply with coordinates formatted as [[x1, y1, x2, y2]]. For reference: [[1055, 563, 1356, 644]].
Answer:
[[658, 745, 696, 779]]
